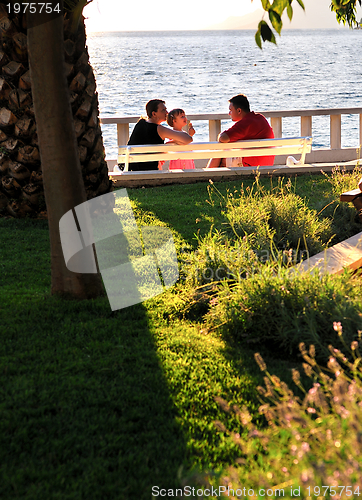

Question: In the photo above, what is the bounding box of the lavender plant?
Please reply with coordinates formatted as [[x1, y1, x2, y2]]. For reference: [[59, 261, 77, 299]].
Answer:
[[210, 328, 362, 499]]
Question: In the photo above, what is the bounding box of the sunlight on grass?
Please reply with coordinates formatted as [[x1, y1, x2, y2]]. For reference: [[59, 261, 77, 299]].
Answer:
[[1, 169, 362, 498]]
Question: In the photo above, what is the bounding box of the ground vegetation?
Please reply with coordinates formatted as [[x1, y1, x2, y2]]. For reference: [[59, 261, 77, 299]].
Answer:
[[2, 171, 362, 498]]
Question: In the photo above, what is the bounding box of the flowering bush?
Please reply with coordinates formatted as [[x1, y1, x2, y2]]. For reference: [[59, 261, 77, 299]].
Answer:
[[210, 328, 362, 499]]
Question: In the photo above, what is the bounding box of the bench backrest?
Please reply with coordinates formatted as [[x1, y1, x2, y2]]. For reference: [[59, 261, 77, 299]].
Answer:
[[118, 136, 312, 171]]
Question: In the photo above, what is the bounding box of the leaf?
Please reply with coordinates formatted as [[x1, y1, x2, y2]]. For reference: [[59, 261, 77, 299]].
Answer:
[[255, 29, 262, 49], [259, 20, 277, 44], [296, 0, 305, 9], [270, 0, 289, 15], [287, 3, 293, 20], [261, 0, 272, 11], [269, 9, 283, 34], [70, 0, 93, 32]]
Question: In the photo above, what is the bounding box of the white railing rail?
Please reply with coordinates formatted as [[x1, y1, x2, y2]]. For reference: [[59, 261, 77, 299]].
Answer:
[[100, 107, 362, 166]]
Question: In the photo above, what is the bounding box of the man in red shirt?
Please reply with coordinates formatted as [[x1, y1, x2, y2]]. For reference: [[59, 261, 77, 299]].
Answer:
[[206, 94, 275, 168]]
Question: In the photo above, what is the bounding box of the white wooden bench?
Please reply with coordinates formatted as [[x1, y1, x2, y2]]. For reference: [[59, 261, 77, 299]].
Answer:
[[340, 188, 362, 222], [117, 136, 312, 172], [294, 231, 362, 276]]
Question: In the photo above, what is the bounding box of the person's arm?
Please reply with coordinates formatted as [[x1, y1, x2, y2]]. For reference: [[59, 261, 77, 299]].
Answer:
[[218, 131, 230, 143], [157, 124, 193, 144]]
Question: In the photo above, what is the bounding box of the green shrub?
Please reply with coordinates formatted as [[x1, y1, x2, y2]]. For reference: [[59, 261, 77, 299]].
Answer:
[[325, 165, 362, 196], [321, 165, 362, 242], [176, 170, 362, 356], [204, 334, 362, 500], [263, 192, 333, 254], [180, 230, 259, 287], [180, 178, 337, 289], [205, 267, 362, 359], [224, 187, 333, 256]]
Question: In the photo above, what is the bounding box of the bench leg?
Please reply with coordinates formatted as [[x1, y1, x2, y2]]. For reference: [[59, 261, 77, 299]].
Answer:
[[352, 194, 362, 222], [299, 138, 311, 165]]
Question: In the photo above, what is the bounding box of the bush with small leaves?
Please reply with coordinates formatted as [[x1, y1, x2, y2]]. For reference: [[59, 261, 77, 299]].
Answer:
[[205, 330, 362, 499]]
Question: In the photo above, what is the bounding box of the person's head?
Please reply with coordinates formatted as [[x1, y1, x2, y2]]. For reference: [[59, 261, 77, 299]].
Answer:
[[166, 108, 187, 129], [145, 99, 167, 123], [228, 94, 250, 121]]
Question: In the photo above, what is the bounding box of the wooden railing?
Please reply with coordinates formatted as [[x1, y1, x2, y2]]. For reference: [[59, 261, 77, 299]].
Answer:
[[100, 107, 362, 167]]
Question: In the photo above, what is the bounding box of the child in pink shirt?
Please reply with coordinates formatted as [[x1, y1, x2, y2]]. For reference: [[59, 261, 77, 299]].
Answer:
[[166, 109, 196, 170]]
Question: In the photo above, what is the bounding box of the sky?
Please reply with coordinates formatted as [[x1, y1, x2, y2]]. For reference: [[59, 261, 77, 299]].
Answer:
[[83, 0, 263, 32], [83, 0, 362, 33]]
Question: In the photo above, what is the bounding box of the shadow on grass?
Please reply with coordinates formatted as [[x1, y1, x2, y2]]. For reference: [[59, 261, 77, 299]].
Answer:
[[0, 297, 188, 500], [126, 183, 232, 248], [0, 219, 188, 500]]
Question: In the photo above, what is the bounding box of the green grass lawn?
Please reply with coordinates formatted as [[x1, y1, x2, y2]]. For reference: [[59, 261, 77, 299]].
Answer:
[[1, 172, 361, 499]]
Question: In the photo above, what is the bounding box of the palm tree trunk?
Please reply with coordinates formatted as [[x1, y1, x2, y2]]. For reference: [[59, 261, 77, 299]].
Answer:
[[27, 2, 103, 298], [0, 3, 112, 217]]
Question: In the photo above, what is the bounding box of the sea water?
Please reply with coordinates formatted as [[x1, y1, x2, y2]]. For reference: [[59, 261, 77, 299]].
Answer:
[[86, 29, 362, 160]]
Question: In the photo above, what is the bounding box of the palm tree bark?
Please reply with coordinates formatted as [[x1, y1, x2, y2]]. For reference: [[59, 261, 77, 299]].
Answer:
[[27, 3, 103, 298], [0, 3, 112, 217]]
